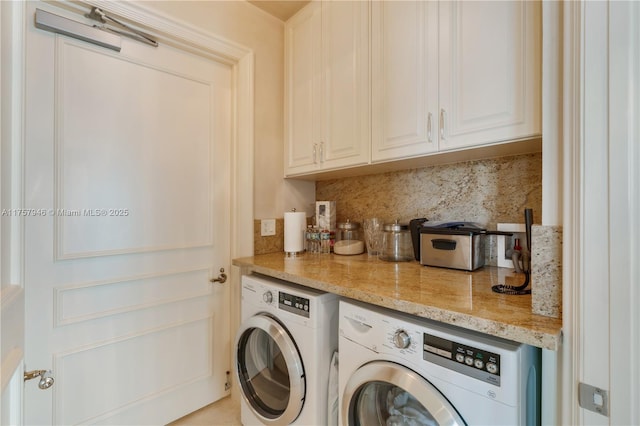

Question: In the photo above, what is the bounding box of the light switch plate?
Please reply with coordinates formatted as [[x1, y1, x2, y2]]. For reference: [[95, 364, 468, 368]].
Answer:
[[261, 219, 276, 236]]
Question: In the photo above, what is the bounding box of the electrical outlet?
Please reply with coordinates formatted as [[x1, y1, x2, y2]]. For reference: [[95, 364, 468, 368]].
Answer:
[[497, 223, 526, 268], [261, 219, 276, 236]]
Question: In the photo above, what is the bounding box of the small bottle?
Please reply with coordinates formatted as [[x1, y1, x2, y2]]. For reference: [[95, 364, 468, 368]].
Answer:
[[310, 226, 320, 253], [320, 229, 331, 254], [305, 225, 313, 252]]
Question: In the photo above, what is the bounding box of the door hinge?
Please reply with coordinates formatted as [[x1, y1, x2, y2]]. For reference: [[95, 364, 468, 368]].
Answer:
[[578, 382, 609, 417]]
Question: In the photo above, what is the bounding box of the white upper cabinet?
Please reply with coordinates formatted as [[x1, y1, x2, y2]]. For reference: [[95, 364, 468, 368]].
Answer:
[[285, 2, 321, 173], [372, 0, 541, 162], [285, 0, 370, 177], [286, 0, 541, 177], [438, 1, 541, 151], [371, 1, 439, 161]]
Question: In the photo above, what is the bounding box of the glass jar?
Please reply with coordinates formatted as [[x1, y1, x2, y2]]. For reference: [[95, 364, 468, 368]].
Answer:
[[334, 220, 365, 255], [379, 220, 414, 262]]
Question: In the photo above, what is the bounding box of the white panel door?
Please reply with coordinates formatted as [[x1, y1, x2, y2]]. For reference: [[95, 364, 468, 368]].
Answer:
[[23, 2, 232, 425], [371, 0, 438, 162], [438, 1, 541, 151]]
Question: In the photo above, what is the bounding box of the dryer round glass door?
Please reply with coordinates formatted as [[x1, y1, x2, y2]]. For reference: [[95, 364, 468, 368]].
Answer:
[[235, 314, 306, 425], [342, 361, 466, 426]]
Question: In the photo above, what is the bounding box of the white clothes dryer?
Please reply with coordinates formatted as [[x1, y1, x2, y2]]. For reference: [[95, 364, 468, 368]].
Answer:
[[338, 300, 541, 425], [235, 274, 339, 425]]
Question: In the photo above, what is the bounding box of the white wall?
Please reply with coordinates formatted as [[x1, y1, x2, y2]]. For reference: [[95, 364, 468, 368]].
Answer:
[[143, 1, 315, 220]]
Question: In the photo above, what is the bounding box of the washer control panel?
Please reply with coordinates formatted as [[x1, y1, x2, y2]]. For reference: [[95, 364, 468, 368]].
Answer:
[[279, 291, 310, 318], [423, 333, 501, 386]]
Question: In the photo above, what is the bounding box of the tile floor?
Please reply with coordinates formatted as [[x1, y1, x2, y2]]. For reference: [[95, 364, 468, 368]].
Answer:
[[168, 396, 241, 426]]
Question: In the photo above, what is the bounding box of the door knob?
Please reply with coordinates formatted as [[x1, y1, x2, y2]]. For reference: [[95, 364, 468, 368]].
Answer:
[[210, 268, 227, 284], [24, 369, 54, 390]]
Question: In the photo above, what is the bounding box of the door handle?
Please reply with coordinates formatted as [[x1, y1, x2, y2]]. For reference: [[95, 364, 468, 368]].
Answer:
[[24, 369, 54, 390], [210, 268, 227, 284]]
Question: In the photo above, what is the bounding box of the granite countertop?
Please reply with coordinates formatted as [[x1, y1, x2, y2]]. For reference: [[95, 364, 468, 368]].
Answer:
[[232, 252, 563, 350]]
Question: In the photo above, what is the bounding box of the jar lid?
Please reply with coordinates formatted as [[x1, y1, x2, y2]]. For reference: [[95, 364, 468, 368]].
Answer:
[[337, 219, 361, 230], [383, 220, 409, 232]]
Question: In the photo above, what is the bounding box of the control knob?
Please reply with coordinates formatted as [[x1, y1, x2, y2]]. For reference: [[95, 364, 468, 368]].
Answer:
[[263, 291, 273, 304], [393, 330, 411, 349]]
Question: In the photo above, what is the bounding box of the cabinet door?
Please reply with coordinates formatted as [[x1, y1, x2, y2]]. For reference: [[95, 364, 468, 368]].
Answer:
[[320, 0, 370, 169], [285, 2, 322, 175], [371, 0, 438, 162], [438, 1, 541, 151]]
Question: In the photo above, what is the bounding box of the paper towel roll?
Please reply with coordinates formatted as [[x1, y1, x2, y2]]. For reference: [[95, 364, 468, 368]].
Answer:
[[284, 211, 306, 254]]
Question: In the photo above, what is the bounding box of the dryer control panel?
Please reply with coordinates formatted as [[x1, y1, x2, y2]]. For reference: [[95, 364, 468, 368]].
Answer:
[[279, 291, 310, 318], [423, 333, 501, 386]]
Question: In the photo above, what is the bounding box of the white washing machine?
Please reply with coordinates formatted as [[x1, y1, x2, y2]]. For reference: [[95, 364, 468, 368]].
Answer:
[[339, 300, 541, 425], [235, 274, 339, 425]]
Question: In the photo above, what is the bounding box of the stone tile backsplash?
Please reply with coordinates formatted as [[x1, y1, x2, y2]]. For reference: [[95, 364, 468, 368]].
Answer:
[[255, 153, 542, 256], [531, 225, 563, 318], [315, 153, 542, 230], [253, 152, 561, 319]]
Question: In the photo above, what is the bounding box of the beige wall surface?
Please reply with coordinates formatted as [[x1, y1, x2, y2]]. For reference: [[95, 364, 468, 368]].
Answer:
[[144, 1, 314, 220]]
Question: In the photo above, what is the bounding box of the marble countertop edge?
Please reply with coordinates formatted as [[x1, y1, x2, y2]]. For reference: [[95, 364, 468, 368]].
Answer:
[[233, 255, 562, 351]]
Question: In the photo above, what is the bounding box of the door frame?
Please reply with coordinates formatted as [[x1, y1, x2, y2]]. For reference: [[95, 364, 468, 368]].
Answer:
[[561, 0, 640, 424], [1, 1, 27, 423], [1, 0, 254, 420]]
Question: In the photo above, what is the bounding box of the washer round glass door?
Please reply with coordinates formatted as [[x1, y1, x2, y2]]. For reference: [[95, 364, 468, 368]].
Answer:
[[235, 314, 305, 425], [342, 361, 466, 426]]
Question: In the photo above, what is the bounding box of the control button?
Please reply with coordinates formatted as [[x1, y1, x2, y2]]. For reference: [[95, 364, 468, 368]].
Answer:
[[456, 353, 465, 363], [304, 305, 309, 311], [393, 330, 411, 349], [486, 362, 498, 374], [263, 291, 273, 304], [465, 356, 474, 366], [474, 359, 484, 369]]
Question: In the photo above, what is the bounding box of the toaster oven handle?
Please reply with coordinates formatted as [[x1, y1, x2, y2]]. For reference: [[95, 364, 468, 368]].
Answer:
[[409, 218, 428, 261], [432, 239, 457, 251]]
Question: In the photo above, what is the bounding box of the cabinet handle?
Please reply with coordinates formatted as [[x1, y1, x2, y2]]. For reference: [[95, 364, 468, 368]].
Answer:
[[427, 113, 433, 143], [313, 143, 318, 164], [319, 141, 324, 163], [440, 109, 446, 141]]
